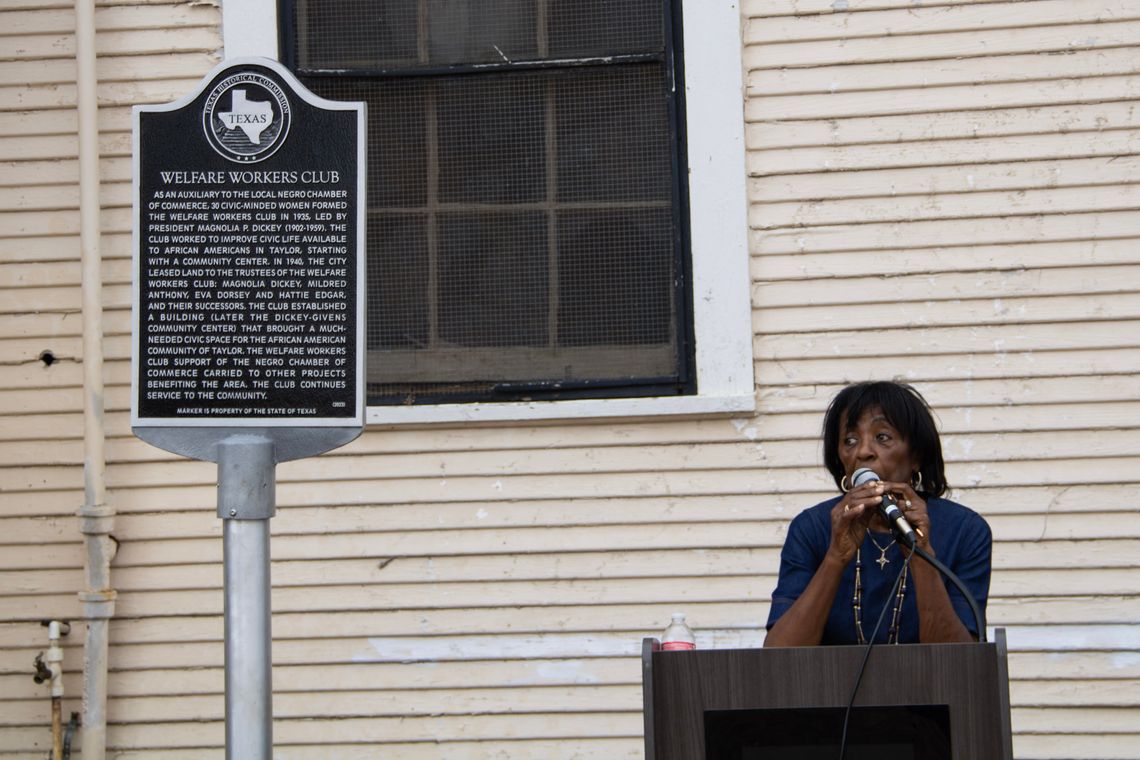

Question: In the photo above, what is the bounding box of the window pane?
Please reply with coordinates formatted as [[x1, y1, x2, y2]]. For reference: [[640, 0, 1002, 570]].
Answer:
[[295, 0, 419, 68], [548, 0, 664, 58], [557, 65, 672, 203], [438, 212, 549, 347], [368, 214, 428, 350], [558, 208, 675, 351], [438, 76, 546, 204], [363, 80, 430, 207], [428, 0, 538, 64]]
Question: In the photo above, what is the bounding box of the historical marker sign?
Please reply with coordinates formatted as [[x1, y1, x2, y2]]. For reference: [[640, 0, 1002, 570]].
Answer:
[[131, 59, 367, 759], [132, 58, 365, 431]]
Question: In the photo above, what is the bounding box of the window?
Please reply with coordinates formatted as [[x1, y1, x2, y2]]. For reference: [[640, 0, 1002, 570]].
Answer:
[[226, 0, 752, 423]]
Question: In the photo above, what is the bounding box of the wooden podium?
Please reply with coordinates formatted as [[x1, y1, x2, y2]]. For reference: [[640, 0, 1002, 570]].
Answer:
[[642, 630, 1013, 760]]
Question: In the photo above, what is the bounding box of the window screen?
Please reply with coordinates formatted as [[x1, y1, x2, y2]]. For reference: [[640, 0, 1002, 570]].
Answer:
[[284, 0, 692, 405]]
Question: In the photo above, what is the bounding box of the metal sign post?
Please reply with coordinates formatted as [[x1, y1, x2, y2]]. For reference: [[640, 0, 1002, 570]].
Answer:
[[218, 435, 275, 758], [131, 58, 366, 759]]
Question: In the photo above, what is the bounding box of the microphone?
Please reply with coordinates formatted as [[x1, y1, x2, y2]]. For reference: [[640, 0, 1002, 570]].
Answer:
[[851, 467, 917, 548]]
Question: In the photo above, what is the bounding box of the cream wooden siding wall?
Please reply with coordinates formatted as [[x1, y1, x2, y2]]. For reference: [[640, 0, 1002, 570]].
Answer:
[[2, 1, 1138, 759]]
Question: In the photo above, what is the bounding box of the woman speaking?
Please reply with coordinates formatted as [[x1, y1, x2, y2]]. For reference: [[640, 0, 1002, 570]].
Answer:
[[764, 381, 992, 647]]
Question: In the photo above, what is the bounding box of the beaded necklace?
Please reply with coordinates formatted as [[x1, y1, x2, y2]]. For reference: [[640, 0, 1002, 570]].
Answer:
[[852, 538, 909, 645]]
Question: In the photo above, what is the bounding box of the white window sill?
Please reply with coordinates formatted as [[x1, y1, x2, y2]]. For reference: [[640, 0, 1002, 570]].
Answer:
[[367, 391, 756, 426]]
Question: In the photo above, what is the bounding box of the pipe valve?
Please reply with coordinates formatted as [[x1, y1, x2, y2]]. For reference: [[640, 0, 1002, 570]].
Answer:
[[33, 652, 52, 684]]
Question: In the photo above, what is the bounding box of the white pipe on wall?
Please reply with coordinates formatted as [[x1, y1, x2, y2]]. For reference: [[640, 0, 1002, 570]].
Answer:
[[73, 0, 117, 757], [47, 621, 65, 760]]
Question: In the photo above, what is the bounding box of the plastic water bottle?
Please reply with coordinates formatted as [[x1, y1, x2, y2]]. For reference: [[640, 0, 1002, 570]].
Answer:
[[661, 612, 696, 651]]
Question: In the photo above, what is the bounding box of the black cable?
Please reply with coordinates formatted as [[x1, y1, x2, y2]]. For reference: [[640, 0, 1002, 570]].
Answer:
[[838, 552, 913, 760], [888, 522, 987, 643]]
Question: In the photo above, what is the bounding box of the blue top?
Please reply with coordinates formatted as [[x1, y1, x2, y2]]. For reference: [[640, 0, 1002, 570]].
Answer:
[[766, 496, 992, 644]]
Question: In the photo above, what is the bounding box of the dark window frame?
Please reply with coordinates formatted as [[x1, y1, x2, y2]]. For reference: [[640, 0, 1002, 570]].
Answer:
[[279, 0, 696, 406]]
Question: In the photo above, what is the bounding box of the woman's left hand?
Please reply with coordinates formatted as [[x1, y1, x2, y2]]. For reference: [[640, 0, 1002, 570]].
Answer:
[[877, 480, 931, 551]]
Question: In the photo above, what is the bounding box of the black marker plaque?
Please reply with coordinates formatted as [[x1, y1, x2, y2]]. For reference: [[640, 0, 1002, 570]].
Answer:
[[132, 58, 365, 428]]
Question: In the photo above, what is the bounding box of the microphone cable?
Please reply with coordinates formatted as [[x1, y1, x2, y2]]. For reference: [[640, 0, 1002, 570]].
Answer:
[[837, 551, 913, 760]]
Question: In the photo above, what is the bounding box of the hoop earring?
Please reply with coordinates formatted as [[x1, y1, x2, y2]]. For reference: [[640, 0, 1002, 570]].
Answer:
[[911, 471, 923, 491], [841, 475, 851, 493]]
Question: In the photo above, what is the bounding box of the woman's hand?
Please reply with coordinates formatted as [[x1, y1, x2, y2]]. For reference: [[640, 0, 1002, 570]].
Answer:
[[876, 480, 932, 552], [828, 481, 881, 563]]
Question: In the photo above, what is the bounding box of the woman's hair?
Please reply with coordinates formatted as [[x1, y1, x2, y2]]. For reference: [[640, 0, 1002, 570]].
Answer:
[[821, 381, 948, 497]]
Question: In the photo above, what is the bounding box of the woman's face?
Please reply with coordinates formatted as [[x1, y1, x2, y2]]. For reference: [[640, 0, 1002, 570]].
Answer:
[[838, 405, 919, 484]]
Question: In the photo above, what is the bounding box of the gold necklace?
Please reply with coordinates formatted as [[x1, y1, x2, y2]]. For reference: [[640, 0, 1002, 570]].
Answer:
[[867, 532, 895, 570], [853, 547, 908, 645]]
